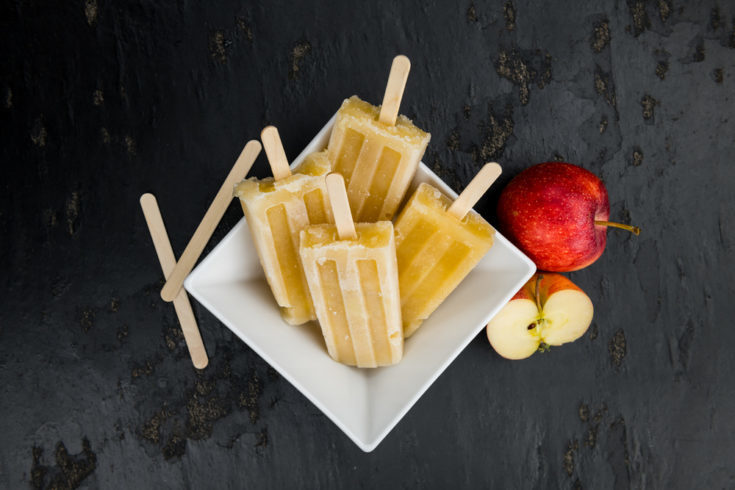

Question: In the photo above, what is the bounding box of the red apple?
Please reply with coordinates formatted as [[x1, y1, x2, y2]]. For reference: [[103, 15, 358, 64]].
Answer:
[[497, 162, 639, 272], [487, 273, 593, 360]]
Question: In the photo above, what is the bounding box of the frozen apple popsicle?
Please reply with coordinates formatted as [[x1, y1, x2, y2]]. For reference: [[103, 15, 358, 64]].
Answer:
[[327, 55, 431, 222], [299, 173, 403, 367], [394, 163, 502, 337], [235, 126, 333, 325]]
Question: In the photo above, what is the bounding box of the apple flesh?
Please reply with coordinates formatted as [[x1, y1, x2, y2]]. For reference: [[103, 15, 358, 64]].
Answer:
[[497, 162, 639, 272], [487, 273, 593, 360]]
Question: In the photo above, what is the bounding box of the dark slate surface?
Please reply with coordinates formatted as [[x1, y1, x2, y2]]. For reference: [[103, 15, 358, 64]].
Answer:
[[1, 0, 734, 488]]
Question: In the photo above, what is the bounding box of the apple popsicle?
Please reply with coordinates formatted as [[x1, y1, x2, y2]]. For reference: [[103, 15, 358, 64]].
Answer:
[[394, 163, 502, 337], [327, 55, 430, 222], [299, 174, 403, 367], [235, 127, 333, 325]]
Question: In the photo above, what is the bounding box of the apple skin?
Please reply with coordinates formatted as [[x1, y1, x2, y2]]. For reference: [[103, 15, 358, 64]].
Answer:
[[487, 273, 594, 360], [497, 162, 610, 272], [512, 271, 584, 302]]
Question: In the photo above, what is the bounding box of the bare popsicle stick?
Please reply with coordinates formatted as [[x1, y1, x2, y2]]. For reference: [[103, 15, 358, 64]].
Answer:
[[261, 126, 292, 181], [160, 140, 262, 302], [378, 55, 411, 126], [447, 162, 502, 220], [140, 193, 209, 369], [325, 173, 357, 240]]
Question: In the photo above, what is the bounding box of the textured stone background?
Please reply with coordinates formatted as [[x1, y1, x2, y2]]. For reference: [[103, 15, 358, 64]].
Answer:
[[1, 0, 734, 488]]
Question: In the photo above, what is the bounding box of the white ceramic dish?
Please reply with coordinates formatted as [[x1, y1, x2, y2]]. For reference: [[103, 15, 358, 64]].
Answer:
[[184, 114, 536, 452]]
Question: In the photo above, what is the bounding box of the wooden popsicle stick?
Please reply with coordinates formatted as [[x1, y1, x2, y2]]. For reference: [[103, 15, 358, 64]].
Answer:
[[261, 126, 291, 181], [325, 173, 357, 240], [447, 162, 502, 219], [378, 55, 411, 126], [140, 193, 209, 369], [160, 139, 262, 302]]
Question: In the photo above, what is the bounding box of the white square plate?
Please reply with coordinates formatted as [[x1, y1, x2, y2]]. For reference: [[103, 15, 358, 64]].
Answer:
[[184, 114, 536, 452]]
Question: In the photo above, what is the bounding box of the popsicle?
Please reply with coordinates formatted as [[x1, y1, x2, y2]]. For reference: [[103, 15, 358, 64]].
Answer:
[[299, 174, 403, 367], [394, 163, 502, 337], [327, 55, 431, 222], [235, 126, 333, 325]]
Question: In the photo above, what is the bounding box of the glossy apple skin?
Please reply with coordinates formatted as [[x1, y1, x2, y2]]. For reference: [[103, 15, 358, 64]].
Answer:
[[512, 273, 584, 303], [497, 162, 610, 271]]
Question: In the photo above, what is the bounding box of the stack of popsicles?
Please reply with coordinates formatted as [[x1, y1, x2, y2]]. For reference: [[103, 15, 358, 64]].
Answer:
[[236, 55, 501, 368]]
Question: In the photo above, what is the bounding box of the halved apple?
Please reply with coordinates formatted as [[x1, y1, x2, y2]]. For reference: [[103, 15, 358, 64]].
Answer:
[[487, 273, 593, 359]]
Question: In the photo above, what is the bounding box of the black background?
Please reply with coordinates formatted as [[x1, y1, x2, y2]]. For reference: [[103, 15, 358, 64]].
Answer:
[[2, 0, 734, 488]]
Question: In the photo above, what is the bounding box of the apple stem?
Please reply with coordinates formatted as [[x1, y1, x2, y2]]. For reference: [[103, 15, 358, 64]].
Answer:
[[534, 274, 543, 312], [531, 275, 547, 332], [594, 220, 641, 235]]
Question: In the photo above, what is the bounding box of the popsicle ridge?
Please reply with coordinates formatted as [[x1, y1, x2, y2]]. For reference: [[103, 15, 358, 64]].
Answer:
[[316, 258, 358, 365]]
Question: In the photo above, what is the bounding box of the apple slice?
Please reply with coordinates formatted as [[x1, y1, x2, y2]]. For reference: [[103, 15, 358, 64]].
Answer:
[[486, 273, 593, 360]]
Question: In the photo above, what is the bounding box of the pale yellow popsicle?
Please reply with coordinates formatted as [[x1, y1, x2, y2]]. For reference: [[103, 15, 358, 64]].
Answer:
[[394, 182, 496, 337], [299, 175, 403, 367], [327, 57, 430, 222], [235, 150, 333, 325]]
